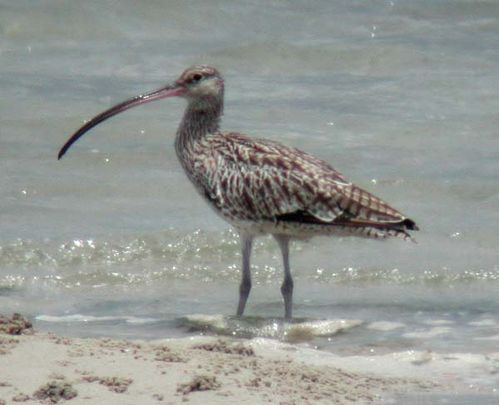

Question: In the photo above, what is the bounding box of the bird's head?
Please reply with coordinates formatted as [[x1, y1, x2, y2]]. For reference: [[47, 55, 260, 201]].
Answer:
[[58, 65, 223, 159], [175, 65, 224, 104]]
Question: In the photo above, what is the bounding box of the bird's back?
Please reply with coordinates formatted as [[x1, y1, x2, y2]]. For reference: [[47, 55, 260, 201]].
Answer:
[[181, 131, 418, 240]]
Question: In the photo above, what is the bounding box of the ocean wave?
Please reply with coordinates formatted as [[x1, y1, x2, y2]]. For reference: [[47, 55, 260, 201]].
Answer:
[[0, 229, 241, 269], [0, 229, 498, 289], [36, 314, 159, 324]]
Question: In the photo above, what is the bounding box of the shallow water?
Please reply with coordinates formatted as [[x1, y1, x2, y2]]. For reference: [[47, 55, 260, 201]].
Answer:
[[1, 0, 498, 398]]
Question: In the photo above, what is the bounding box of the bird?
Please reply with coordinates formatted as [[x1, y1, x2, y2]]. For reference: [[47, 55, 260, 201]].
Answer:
[[58, 65, 418, 320]]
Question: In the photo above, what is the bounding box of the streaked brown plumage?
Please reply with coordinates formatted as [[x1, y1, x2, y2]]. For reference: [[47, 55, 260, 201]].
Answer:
[[58, 65, 418, 319]]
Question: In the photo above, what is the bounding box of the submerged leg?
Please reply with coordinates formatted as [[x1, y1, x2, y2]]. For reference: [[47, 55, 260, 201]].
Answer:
[[274, 235, 293, 320], [236, 233, 253, 317]]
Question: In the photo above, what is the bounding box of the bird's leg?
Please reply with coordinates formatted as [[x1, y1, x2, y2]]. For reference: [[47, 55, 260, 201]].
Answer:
[[274, 235, 293, 320], [236, 233, 253, 317]]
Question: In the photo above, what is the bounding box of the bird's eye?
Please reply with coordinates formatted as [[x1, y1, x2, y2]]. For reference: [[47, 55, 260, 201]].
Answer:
[[191, 73, 202, 83]]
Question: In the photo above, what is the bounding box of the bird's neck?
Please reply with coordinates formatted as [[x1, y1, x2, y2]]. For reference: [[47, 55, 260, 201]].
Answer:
[[176, 97, 223, 149]]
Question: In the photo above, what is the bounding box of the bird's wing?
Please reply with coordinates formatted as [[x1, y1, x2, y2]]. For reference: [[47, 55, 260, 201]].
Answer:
[[196, 132, 415, 229]]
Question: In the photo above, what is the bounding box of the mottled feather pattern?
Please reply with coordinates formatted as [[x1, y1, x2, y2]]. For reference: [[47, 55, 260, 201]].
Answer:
[[58, 64, 418, 319], [181, 131, 416, 240]]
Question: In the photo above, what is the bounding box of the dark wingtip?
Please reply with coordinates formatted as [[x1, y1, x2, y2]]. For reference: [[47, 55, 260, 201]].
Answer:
[[403, 218, 419, 231]]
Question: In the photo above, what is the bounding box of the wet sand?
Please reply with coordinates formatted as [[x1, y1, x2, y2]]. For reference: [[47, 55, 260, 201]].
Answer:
[[0, 314, 495, 404]]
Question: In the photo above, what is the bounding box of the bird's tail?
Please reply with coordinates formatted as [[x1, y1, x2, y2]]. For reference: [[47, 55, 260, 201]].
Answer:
[[334, 217, 419, 242]]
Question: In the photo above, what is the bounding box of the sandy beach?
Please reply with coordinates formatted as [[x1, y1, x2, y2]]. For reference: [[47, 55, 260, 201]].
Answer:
[[2, 314, 498, 404], [0, 314, 430, 404]]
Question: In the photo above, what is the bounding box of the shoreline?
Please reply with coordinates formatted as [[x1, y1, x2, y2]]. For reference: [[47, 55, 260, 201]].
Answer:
[[0, 314, 496, 404]]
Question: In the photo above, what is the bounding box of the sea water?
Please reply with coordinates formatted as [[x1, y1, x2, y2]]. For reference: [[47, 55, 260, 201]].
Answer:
[[1, 0, 498, 400]]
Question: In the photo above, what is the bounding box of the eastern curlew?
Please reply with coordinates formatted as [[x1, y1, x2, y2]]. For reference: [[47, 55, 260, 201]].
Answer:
[[58, 65, 418, 320]]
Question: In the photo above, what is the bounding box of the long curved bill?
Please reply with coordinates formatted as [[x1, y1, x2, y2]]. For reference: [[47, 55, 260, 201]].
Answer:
[[58, 83, 185, 160]]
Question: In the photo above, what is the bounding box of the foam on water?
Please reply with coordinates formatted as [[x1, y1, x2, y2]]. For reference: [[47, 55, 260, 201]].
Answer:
[[36, 314, 159, 325], [180, 314, 363, 341]]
